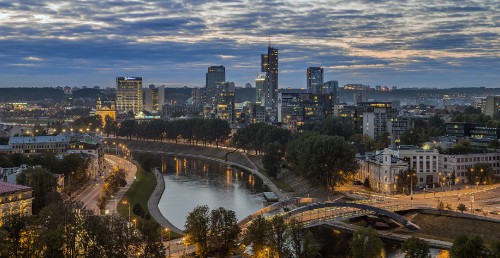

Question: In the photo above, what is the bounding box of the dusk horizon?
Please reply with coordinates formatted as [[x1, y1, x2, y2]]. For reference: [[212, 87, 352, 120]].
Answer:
[[0, 0, 499, 88]]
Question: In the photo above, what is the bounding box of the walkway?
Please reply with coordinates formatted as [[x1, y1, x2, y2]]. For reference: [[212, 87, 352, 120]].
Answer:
[[105, 155, 137, 214], [147, 168, 183, 234]]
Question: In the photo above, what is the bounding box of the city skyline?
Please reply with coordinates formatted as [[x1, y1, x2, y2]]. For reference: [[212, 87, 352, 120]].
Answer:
[[0, 0, 499, 88]]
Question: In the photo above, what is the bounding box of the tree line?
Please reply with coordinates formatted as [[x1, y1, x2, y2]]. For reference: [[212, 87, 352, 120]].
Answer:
[[113, 118, 231, 147], [184, 205, 320, 258]]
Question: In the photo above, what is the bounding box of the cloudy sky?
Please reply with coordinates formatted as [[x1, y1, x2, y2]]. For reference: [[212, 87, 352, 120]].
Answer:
[[0, 0, 499, 88]]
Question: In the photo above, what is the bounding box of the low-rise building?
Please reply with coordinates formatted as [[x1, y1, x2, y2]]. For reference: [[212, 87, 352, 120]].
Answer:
[[1, 135, 69, 157], [357, 149, 408, 194], [439, 152, 500, 184], [392, 145, 440, 187], [0, 181, 32, 226]]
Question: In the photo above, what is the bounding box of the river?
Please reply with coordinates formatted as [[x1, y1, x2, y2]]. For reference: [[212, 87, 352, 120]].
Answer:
[[156, 155, 267, 230]]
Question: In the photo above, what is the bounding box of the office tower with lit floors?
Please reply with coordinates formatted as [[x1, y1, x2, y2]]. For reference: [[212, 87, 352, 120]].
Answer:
[[307, 67, 324, 94], [261, 46, 278, 110], [116, 77, 143, 115]]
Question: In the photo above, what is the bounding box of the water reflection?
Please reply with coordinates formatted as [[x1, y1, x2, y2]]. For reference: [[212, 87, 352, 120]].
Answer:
[[156, 155, 267, 230]]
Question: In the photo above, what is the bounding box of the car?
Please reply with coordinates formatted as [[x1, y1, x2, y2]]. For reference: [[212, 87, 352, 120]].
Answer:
[[475, 208, 483, 212], [490, 210, 500, 215]]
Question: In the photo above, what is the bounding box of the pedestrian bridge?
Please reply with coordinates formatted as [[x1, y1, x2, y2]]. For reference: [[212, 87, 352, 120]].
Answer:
[[240, 198, 420, 231]]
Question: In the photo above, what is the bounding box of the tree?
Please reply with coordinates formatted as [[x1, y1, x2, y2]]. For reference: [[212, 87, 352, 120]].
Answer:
[[467, 163, 495, 186], [400, 128, 426, 146], [263, 142, 283, 178], [401, 237, 431, 258], [184, 205, 210, 257], [208, 207, 240, 258], [288, 219, 320, 258], [285, 134, 359, 191], [490, 241, 500, 258], [396, 169, 418, 194], [16, 167, 59, 213], [269, 215, 289, 258], [457, 203, 467, 213], [350, 227, 384, 258], [243, 215, 270, 257], [450, 235, 486, 258]]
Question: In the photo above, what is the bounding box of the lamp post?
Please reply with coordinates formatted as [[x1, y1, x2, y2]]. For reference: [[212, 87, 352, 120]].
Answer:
[[183, 237, 187, 255], [265, 247, 269, 258], [122, 200, 131, 222], [133, 219, 137, 231], [164, 228, 171, 258]]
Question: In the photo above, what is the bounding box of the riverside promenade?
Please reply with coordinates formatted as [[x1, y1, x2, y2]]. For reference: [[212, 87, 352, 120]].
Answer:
[[147, 168, 183, 234]]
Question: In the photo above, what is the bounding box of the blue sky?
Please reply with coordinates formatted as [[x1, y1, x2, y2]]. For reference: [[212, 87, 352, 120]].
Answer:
[[0, 0, 499, 88]]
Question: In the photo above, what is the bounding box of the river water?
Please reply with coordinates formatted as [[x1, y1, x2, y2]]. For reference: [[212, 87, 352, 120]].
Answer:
[[156, 155, 267, 230]]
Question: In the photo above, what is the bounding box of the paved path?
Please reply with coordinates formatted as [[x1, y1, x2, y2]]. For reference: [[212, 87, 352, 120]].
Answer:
[[105, 155, 137, 214], [147, 168, 183, 234]]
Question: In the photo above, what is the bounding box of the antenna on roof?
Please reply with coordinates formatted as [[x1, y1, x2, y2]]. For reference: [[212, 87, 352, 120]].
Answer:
[[268, 35, 271, 47]]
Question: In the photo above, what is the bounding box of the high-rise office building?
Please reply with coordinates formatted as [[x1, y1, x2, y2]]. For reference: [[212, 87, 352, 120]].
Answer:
[[206, 66, 226, 89], [143, 85, 165, 114], [261, 46, 278, 110], [116, 77, 142, 115], [255, 73, 266, 105], [307, 67, 324, 94]]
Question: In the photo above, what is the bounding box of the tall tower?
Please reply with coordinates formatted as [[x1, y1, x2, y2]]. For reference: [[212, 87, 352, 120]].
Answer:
[[307, 67, 324, 94], [206, 66, 226, 89], [261, 46, 278, 110], [116, 77, 143, 115]]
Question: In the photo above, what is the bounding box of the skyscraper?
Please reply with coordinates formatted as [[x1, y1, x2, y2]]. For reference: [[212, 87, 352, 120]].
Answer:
[[261, 46, 278, 110], [116, 77, 142, 115], [206, 65, 226, 89], [323, 80, 339, 104], [255, 73, 266, 105], [307, 67, 324, 94]]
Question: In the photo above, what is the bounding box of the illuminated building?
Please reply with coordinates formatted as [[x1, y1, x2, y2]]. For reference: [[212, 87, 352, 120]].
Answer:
[[143, 85, 165, 114], [255, 73, 266, 105], [362, 102, 396, 140], [261, 46, 278, 110], [440, 152, 500, 184], [0, 181, 33, 226], [214, 90, 235, 123], [5, 135, 69, 157], [392, 145, 439, 187], [484, 95, 500, 119], [116, 77, 143, 114], [307, 67, 323, 94], [356, 149, 408, 194], [95, 97, 117, 126], [277, 89, 323, 132], [206, 66, 226, 90]]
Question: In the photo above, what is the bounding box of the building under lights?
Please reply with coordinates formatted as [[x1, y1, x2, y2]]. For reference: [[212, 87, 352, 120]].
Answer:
[[116, 77, 143, 115]]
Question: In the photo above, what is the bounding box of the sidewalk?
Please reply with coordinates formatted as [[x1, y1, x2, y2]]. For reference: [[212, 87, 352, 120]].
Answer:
[[105, 155, 137, 214]]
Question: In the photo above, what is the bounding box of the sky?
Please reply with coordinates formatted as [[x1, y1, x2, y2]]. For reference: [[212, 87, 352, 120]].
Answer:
[[0, 0, 499, 89]]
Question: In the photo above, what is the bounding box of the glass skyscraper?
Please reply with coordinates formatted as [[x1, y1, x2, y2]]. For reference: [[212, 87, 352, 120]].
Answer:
[[307, 67, 324, 94], [261, 46, 278, 110]]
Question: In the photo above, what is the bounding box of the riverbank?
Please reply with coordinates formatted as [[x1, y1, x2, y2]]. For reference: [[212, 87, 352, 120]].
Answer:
[[147, 168, 183, 234], [111, 138, 293, 201]]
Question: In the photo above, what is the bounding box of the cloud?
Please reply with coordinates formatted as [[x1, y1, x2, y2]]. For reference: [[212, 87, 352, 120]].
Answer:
[[0, 0, 498, 88]]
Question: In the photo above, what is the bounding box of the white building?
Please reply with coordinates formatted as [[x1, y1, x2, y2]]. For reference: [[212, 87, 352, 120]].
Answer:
[[439, 152, 500, 184], [362, 103, 395, 140], [357, 149, 408, 194], [392, 145, 440, 187]]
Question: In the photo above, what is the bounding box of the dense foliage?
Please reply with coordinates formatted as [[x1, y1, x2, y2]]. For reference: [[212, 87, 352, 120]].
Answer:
[[117, 118, 231, 147], [286, 134, 359, 190], [467, 163, 496, 185], [350, 227, 384, 258], [184, 205, 240, 258], [232, 123, 291, 154], [401, 237, 431, 258], [0, 201, 165, 257], [243, 216, 320, 258]]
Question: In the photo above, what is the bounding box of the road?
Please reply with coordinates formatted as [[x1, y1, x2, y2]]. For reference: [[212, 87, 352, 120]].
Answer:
[[73, 154, 136, 215]]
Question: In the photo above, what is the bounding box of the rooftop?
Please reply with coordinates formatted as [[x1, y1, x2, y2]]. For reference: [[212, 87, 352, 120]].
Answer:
[[0, 181, 31, 195], [9, 135, 69, 144]]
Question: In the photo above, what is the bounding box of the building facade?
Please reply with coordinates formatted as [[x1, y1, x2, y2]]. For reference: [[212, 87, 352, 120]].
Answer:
[[261, 46, 278, 110], [116, 77, 143, 114], [2, 135, 69, 157], [357, 149, 408, 194], [439, 152, 500, 184], [0, 182, 32, 226], [484, 95, 500, 119], [392, 146, 440, 187], [306, 67, 324, 94], [362, 102, 395, 140]]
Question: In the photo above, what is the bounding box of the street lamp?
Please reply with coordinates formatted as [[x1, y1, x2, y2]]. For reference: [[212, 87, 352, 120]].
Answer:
[[265, 247, 270, 258], [122, 200, 131, 222], [133, 219, 137, 231], [163, 228, 171, 258], [183, 237, 187, 255]]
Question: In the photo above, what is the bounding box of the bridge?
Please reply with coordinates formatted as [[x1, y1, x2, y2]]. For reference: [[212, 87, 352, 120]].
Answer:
[[239, 198, 420, 231]]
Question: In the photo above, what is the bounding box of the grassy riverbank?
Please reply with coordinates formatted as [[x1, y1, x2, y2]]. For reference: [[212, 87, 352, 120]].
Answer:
[[117, 164, 182, 238], [396, 213, 500, 244]]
